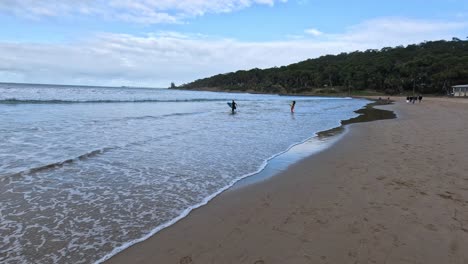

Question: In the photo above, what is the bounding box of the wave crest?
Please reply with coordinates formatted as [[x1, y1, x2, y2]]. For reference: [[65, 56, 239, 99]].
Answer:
[[0, 98, 230, 104], [2, 147, 113, 178]]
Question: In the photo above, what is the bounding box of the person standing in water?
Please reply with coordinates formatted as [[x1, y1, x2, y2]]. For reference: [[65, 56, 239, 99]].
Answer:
[[290, 100, 296, 113], [231, 100, 237, 113]]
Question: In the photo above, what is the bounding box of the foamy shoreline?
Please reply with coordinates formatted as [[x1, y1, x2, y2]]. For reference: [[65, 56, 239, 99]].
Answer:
[[2, 85, 373, 263], [96, 102, 374, 263], [102, 99, 397, 263], [107, 97, 468, 264]]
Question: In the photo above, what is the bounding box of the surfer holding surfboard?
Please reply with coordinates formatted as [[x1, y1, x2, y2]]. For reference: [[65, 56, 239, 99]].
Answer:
[[228, 100, 237, 113]]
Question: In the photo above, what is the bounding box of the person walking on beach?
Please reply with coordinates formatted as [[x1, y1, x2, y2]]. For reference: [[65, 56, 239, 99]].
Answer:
[[290, 100, 296, 113], [231, 100, 237, 114], [418, 95, 423, 103]]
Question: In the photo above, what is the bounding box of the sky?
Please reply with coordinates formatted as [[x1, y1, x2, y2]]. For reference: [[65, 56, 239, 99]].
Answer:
[[0, 0, 467, 87]]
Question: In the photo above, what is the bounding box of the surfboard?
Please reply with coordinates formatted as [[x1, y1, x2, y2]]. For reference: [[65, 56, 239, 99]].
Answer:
[[228, 102, 237, 108]]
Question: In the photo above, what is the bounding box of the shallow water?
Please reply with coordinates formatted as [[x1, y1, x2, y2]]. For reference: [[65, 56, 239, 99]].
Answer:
[[0, 83, 368, 263]]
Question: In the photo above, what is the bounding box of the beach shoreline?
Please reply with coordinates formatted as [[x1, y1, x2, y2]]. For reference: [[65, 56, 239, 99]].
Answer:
[[106, 97, 468, 264], [1, 84, 375, 264], [97, 99, 386, 263]]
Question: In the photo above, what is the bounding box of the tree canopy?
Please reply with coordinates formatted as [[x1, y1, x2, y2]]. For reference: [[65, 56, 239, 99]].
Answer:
[[177, 39, 468, 95]]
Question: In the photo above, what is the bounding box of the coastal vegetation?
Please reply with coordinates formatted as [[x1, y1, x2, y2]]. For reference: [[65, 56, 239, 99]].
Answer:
[[176, 39, 468, 95]]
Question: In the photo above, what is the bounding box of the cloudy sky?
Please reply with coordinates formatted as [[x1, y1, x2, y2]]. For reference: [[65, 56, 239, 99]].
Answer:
[[0, 0, 467, 87]]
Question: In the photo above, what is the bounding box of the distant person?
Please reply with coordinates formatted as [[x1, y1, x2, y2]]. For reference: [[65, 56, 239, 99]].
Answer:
[[406, 96, 410, 103], [290, 100, 296, 113], [231, 100, 237, 113], [387, 97, 391, 104], [418, 95, 423, 103]]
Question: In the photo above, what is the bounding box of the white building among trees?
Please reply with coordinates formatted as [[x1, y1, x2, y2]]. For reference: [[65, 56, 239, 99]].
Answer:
[[452, 85, 468, 96]]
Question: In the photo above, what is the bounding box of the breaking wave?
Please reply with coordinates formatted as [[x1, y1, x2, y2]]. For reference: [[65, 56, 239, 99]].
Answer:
[[0, 98, 231, 104]]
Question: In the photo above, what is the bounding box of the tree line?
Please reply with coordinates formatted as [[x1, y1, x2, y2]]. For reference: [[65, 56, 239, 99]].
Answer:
[[176, 39, 468, 95]]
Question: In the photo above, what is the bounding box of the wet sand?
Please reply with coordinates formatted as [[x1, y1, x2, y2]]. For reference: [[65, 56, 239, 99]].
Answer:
[[107, 97, 468, 264]]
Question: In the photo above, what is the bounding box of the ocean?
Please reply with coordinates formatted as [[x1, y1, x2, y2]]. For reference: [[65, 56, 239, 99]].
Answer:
[[0, 83, 369, 263]]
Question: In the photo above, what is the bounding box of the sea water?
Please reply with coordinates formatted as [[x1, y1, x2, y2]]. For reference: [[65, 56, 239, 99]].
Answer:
[[0, 83, 368, 263]]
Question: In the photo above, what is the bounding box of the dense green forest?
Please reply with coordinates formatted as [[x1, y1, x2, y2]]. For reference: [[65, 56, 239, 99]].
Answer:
[[177, 39, 468, 95]]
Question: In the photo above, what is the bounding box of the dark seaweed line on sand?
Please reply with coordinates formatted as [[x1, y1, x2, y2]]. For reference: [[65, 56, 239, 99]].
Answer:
[[317, 100, 396, 138]]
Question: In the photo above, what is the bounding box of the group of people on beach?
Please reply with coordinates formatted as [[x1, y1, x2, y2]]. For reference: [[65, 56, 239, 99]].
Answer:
[[406, 95, 423, 104], [230, 100, 296, 113]]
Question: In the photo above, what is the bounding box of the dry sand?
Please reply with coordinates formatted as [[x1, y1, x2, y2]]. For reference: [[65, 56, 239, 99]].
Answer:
[[107, 97, 468, 264]]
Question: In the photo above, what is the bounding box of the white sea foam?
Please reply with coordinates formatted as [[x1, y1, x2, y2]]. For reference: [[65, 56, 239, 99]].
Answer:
[[0, 83, 368, 264], [94, 120, 350, 264]]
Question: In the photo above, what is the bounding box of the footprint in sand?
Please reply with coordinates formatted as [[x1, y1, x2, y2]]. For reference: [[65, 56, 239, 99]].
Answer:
[[424, 224, 438, 232], [180, 256, 192, 264], [254, 260, 265, 264]]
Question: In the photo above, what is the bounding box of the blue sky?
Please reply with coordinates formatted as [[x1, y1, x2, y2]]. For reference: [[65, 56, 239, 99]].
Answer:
[[0, 0, 467, 87]]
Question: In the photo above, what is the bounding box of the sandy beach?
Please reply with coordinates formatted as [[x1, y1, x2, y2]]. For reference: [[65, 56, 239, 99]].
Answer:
[[107, 97, 468, 264]]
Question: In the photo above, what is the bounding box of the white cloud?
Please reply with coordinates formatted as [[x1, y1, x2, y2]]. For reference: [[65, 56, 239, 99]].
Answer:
[[333, 17, 468, 46], [304, 28, 322, 36], [0, 0, 287, 23], [0, 0, 99, 19], [0, 18, 466, 87]]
